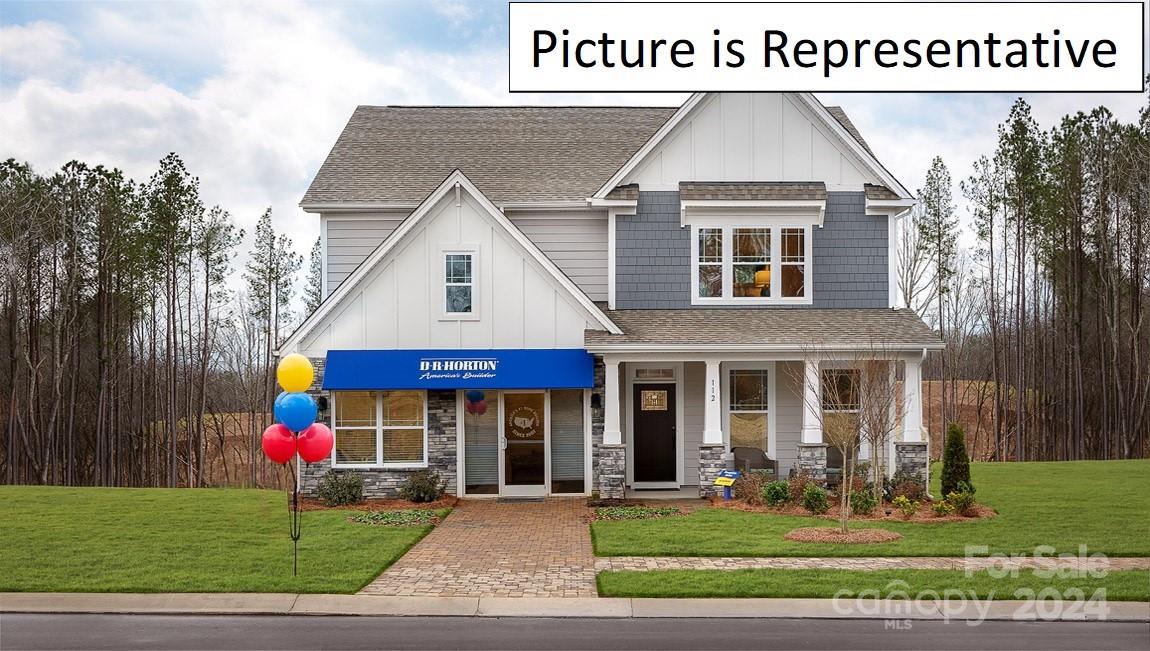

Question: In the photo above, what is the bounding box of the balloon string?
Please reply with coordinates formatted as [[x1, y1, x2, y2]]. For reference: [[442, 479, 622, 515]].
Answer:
[[289, 454, 303, 577]]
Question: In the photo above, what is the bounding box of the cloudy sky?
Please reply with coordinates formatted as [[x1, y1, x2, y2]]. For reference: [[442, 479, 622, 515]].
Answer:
[[2, 0, 1146, 261]]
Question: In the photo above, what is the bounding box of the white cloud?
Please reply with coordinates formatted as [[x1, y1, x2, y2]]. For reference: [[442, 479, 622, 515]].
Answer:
[[0, 20, 79, 77]]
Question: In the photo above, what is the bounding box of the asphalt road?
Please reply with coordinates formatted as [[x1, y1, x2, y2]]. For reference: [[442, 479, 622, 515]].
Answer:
[[1, 614, 1147, 651]]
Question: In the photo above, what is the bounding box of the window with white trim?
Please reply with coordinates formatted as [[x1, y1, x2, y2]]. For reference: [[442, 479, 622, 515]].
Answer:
[[444, 252, 474, 315], [821, 368, 861, 440], [690, 225, 812, 304], [728, 369, 769, 455], [333, 390, 427, 467]]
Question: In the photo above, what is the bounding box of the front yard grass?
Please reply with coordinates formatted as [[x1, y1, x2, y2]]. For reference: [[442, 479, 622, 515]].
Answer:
[[0, 486, 444, 593], [591, 460, 1150, 557], [596, 568, 1150, 601]]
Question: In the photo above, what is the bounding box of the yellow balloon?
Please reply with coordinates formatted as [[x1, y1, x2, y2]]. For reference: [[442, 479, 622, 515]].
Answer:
[[277, 353, 314, 392]]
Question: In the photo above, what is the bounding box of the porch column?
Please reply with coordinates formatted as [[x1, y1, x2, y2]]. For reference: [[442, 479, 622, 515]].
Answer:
[[800, 358, 822, 443], [598, 357, 625, 500], [703, 359, 722, 444], [603, 359, 622, 445], [902, 357, 923, 442]]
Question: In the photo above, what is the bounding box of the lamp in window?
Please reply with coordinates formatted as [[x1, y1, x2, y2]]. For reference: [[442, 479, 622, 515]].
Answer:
[[754, 268, 771, 297]]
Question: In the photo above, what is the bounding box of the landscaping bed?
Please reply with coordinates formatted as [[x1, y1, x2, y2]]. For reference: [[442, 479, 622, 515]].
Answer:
[[349, 508, 451, 526], [782, 527, 902, 544], [300, 496, 458, 512], [712, 497, 997, 523]]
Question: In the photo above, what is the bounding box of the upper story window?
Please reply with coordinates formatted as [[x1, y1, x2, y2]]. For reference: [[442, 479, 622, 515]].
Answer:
[[441, 246, 479, 319], [690, 224, 812, 305]]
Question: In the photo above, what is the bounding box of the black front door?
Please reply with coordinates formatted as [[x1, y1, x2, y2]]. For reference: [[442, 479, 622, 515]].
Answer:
[[633, 383, 676, 482]]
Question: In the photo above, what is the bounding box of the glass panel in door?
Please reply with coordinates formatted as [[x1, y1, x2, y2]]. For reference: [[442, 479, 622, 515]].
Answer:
[[463, 390, 498, 494], [502, 392, 546, 494]]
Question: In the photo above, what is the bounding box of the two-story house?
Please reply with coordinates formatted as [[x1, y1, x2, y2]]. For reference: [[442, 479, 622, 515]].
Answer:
[[280, 92, 942, 500]]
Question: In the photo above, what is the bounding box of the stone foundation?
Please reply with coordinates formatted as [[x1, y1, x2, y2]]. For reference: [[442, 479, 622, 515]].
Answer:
[[895, 441, 929, 487], [300, 389, 458, 498], [597, 443, 626, 499], [796, 443, 828, 482], [697, 444, 730, 498]]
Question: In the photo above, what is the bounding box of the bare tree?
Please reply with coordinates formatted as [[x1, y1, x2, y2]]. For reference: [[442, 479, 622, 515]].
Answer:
[[896, 205, 935, 317]]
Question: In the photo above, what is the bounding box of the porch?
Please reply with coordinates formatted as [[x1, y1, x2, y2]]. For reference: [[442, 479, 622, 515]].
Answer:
[[586, 308, 944, 499]]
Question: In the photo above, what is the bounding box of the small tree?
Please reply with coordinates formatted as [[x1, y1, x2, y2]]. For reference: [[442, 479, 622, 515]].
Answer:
[[859, 356, 899, 506], [940, 423, 972, 495]]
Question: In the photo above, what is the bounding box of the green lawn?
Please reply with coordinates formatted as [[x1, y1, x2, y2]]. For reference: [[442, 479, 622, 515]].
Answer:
[[592, 460, 1150, 557], [0, 487, 443, 593], [597, 568, 1150, 601]]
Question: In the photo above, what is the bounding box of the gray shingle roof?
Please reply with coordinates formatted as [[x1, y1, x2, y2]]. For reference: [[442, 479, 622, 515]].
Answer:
[[301, 106, 676, 205], [864, 183, 900, 200], [679, 181, 826, 201], [825, 106, 874, 157], [586, 308, 942, 349]]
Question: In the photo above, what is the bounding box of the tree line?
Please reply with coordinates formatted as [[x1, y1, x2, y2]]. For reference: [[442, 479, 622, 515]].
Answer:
[[0, 154, 324, 487], [900, 94, 1149, 461]]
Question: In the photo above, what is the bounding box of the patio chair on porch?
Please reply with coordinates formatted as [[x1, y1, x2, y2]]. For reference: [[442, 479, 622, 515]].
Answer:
[[731, 447, 779, 480]]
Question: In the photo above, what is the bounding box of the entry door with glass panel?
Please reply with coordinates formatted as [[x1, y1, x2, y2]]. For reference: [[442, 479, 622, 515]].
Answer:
[[500, 392, 547, 496]]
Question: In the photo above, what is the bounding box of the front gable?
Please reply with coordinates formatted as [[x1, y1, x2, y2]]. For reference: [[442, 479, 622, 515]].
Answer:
[[284, 172, 617, 357], [599, 93, 909, 196]]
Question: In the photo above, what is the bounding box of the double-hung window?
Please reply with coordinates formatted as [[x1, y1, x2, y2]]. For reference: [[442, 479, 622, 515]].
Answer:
[[821, 368, 861, 440], [333, 390, 427, 467], [729, 369, 770, 455], [442, 246, 479, 319], [691, 223, 812, 305]]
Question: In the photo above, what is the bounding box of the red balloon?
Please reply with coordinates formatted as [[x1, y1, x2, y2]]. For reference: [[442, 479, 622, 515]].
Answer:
[[261, 424, 296, 464], [298, 423, 334, 463], [473, 399, 487, 416]]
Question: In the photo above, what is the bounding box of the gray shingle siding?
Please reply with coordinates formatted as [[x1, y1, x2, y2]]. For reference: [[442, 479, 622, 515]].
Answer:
[[614, 191, 888, 309]]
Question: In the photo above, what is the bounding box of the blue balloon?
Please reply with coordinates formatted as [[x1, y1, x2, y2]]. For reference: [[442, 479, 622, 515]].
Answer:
[[465, 390, 485, 403], [274, 391, 317, 432]]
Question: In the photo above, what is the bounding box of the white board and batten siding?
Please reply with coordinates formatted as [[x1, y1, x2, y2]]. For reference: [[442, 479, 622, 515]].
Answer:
[[299, 191, 604, 358], [323, 211, 608, 302], [624, 93, 882, 189]]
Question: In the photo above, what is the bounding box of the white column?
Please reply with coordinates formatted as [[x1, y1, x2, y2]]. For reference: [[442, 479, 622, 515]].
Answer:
[[801, 358, 823, 443], [903, 358, 923, 442], [603, 358, 622, 445], [703, 359, 723, 444]]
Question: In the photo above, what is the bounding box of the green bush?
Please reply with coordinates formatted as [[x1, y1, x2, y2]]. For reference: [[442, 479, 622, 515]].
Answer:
[[397, 470, 446, 503], [946, 490, 977, 517], [849, 490, 877, 516], [802, 483, 830, 514], [893, 494, 919, 519], [762, 480, 790, 507], [932, 500, 956, 517], [940, 423, 973, 495], [316, 470, 364, 506]]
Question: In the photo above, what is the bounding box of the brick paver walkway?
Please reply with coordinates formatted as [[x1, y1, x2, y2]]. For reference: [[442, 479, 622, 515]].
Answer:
[[596, 556, 1150, 572], [359, 498, 596, 597]]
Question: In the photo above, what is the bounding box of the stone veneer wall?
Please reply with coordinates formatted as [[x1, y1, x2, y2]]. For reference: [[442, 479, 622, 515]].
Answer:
[[697, 444, 729, 498], [895, 441, 929, 488], [300, 359, 458, 498], [796, 443, 828, 482], [590, 357, 606, 491], [597, 445, 626, 500]]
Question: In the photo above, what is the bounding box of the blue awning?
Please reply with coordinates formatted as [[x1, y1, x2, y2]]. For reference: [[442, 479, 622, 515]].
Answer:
[[322, 349, 595, 391]]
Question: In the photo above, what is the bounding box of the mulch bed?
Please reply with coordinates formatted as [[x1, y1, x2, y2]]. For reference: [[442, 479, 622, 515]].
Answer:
[[299, 496, 459, 512], [784, 527, 903, 544], [712, 498, 996, 523]]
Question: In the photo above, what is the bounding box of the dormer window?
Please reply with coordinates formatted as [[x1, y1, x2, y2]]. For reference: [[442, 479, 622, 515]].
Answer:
[[690, 223, 813, 305]]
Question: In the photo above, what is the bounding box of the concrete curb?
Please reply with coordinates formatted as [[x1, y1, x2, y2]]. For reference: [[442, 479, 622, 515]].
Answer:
[[2, 593, 1146, 622]]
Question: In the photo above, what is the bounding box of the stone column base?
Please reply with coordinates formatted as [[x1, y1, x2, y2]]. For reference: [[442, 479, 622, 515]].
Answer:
[[698, 444, 731, 498], [796, 443, 828, 482], [895, 441, 929, 487], [597, 443, 626, 500]]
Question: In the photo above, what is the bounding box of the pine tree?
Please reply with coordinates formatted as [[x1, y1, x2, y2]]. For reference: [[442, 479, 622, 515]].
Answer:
[[304, 236, 322, 314], [940, 423, 972, 495], [918, 157, 959, 427]]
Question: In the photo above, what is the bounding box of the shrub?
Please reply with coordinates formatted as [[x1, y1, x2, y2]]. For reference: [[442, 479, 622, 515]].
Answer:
[[802, 483, 830, 514], [849, 490, 877, 516], [397, 470, 446, 503], [941, 423, 973, 496], [732, 471, 768, 505], [893, 494, 919, 519], [892, 476, 926, 503], [762, 480, 790, 507], [316, 470, 364, 506], [932, 500, 956, 517], [946, 490, 977, 517], [788, 470, 813, 503]]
